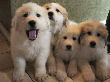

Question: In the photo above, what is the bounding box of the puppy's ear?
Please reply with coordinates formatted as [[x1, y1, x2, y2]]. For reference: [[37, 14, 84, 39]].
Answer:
[[78, 28, 85, 44], [78, 35, 81, 44], [103, 26, 109, 46], [63, 15, 69, 27], [12, 15, 18, 29], [105, 32, 108, 46]]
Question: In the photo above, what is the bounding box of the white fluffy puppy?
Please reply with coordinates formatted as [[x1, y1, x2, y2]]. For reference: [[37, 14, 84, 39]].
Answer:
[[43, 3, 69, 34], [54, 25, 80, 81], [11, 2, 51, 82], [43, 3, 69, 75], [78, 20, 110, 81]]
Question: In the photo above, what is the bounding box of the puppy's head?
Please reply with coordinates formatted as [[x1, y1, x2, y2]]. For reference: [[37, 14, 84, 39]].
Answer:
[[43, 3, 69, 33], [79, 20, 108, 49], [56, 25, 80, 53], [12, 2, 50, 41]]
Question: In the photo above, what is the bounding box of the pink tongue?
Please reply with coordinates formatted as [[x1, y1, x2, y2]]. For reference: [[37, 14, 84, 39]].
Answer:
[[29, 30, 36, 40]]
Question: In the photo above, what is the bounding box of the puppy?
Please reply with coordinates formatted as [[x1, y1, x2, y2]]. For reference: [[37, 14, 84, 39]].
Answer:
[[43, 3, 69, 75], [11, 2, 51, 82], [78, 20, 110, 81], [54, 25, 80, 81]]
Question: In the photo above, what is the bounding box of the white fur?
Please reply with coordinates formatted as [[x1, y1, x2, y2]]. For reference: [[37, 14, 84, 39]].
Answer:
[[69, 20, 78, 25], [11, 2, 51, 82]]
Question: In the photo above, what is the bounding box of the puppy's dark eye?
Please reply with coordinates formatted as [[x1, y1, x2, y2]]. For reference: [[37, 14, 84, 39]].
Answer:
[[36, 13, 41, 17], [63, 36, 67, 39], [56, 9, 60, 12], [97, 33, 100, 37], [87, 31, 92, 35], [47, 8, 49, 10], [73, 37, 76, 40], [23, 13, 28, 17]]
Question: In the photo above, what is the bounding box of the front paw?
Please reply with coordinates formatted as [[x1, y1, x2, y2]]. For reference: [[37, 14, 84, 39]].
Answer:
[[35, 74, 49, 82], [56, 71, 67, 82], [82, 72, 95, 82], [67, 69, 77, 79], [13, 70, 24, 82], [96, 70, 110, 81], [48, 64, 56, 76]]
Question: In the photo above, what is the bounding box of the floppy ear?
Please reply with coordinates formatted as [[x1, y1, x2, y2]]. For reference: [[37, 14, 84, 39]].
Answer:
[[78, 29, 85, 44], [78, 35, 81, 44], [12, 15, 17, 28], [11, 14, 20, 30], [103, 25, 109, 46], [63, 15, 69, 27]]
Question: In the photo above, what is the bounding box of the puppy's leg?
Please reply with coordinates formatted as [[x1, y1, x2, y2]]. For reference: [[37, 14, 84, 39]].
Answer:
[[79, 61, 95, 82], [35, 49, 49, 82], [56, 57, 67, 82], [13, 57, 26, 82], [47, 50, 56, 76], [96, 57, 110, 81], [67, 59, 77, 79]]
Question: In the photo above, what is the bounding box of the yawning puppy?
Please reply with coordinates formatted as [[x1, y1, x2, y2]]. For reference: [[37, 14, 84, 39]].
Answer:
[[43, 3, 69, 75], [54, 25, 80, 81], [11, 2, 51, 82], [78, 20, 110, 81]]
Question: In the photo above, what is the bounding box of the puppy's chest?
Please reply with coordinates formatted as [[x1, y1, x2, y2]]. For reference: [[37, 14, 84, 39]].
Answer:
[[84, 50, 101, 61], [19, 40, 41, 60], [60, 52, 74, 62]]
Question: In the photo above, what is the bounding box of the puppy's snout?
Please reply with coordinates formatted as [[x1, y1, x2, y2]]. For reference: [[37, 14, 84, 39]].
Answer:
[[90, 41, 96, 48], [48, 12, 54, 17], [28, 20, 36, 27], [66, 45, 72, 50]]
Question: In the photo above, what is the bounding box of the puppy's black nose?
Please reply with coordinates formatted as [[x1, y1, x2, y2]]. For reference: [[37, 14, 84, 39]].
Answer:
[[90, 41, 96, 48], [28, 20, 36, 27], [66, 45, 72, 50], [48, 12, 54, 17]]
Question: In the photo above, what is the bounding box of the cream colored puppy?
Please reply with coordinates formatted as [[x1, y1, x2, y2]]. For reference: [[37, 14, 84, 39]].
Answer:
[[78, 20, 110, 81], [11, 2, 51, 82], [54, 25, 80, 81], [43, 3, 69, 75]]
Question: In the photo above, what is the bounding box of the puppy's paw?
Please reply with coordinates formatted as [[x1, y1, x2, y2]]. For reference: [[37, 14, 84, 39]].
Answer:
[[48, 64, 56, 76], [67, 69, 77, 79], [13, 71, 24, 82], [56, 71, 67, 82], [35, 74, 49, 82], [96, 70, 110, 81], [83, 72, 95, 82]]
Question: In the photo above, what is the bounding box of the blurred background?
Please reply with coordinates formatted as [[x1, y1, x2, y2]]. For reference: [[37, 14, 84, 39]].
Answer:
[[0, 0, 110, 31]]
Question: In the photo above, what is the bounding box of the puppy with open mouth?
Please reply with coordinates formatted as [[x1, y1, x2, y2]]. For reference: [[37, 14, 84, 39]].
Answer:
[[78, 20, 110, 81], [43, 3, 69, 75], [54, 25, 80, 81], [11, 2, 51, 82]]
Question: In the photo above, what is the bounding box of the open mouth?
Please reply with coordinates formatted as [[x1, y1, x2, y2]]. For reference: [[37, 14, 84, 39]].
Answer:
[[26, 29, 39, 41]]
